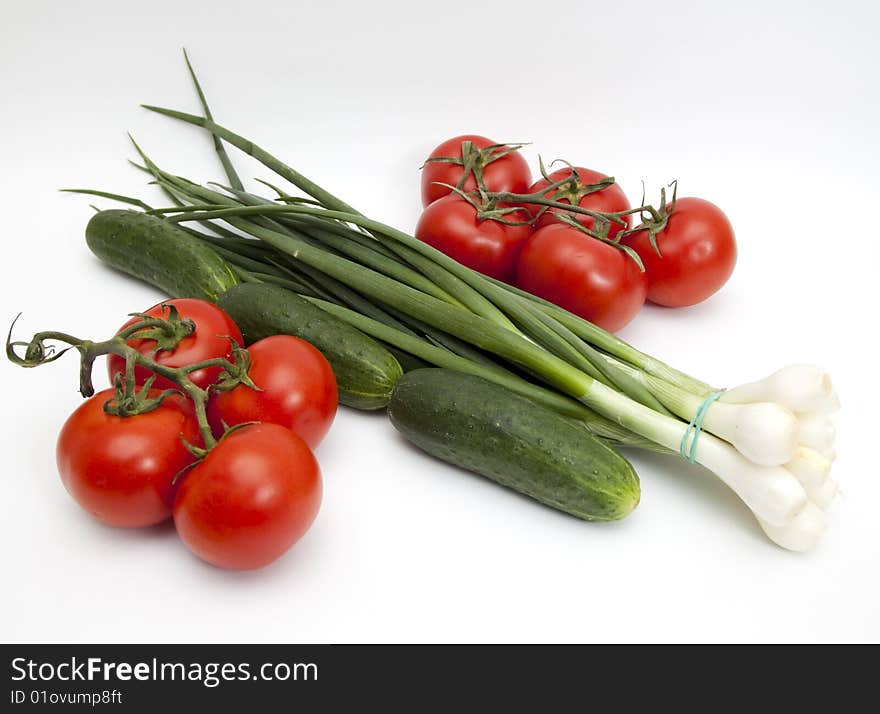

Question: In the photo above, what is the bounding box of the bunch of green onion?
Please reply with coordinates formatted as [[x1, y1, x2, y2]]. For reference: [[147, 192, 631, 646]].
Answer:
[[74, 57, 839, 551]]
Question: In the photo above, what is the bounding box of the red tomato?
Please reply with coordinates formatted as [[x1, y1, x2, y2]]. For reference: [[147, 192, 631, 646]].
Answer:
[[56, 389, 200, 528], [107, 299, 243, 391], [528, 167, 631, 236], [415, 195, 532, 282], [516, 224, 647, 332], [621, 197, 737, 307], [207, 335, 338, 448], [421, 134, 532, 207], [173, 423, 321, 570]]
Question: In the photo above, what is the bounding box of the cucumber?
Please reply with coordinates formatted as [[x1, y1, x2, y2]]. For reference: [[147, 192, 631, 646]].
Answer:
[[219, 282, 403, 410], [85, 210, 239, 302], [388, 369, 640, 521]]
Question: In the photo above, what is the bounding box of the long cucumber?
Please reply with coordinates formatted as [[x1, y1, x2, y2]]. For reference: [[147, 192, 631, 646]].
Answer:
[[219, 283, 403, 410], [85, 209, 239, 301], [388, 369, 640, 521]]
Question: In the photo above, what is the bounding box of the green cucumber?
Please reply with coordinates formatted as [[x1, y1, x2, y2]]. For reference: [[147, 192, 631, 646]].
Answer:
[[388, 369, 640, 520], [85, 210, 239, 301], [219, 282, 403, 410]]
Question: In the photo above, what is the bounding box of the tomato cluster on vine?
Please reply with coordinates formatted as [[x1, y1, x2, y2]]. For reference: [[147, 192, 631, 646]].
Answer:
[[416, 135, 738, 332], [55, 298, 336, 570]]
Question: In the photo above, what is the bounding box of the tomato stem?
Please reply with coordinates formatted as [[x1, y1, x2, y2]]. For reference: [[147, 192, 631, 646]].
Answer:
[[488, 190, 630, 226], [4, 315, 255, 450], [423, 139, 529, 196]]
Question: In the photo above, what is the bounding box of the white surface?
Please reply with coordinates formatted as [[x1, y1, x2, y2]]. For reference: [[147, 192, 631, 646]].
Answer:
[[1, 0, 878, 644]]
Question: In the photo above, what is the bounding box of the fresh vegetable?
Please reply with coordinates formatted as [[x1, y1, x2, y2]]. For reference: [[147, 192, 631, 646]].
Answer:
[[722, 364, 839, 414], [128, 120, 834, 548], [420, 135, 531, 207], [173, 423, 321, 570], [207, 334, 338, 448], [56, 388, 200, 528], [218, 282, 402, 410], [414, 194, 532, 282], [50, 54, 838, 551], [10, 307, 325, 569], [516, 224, 647, 332], [528, 166, 631, 236], [107, 299, 243, 391], [85, 209, 239, 301], [389, 369, 640, 520], [621, 197, 736, 307]]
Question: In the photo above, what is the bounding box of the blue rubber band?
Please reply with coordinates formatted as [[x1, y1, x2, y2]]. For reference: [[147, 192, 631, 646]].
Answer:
[[679, 391, 725, 463]]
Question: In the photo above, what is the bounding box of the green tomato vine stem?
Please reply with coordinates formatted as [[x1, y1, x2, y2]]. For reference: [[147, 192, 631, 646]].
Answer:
[[6, 316, 251, 452]]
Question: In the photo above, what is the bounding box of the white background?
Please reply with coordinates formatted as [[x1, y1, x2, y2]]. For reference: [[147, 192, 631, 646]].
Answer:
[[1, 0, 878, 644]]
